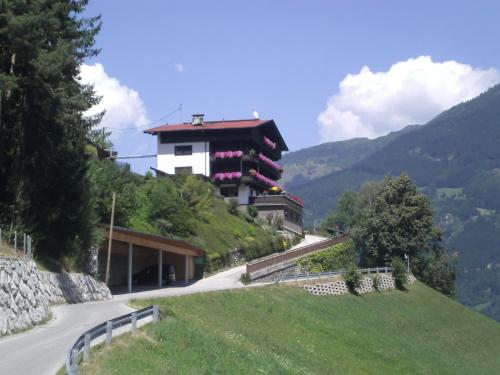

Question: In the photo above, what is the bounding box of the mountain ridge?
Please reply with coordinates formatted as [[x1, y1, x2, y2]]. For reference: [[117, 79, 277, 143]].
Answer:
[[281, 83, 500, 321]]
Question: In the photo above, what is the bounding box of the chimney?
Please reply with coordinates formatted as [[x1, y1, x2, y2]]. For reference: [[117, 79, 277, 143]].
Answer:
[[192, 113, 204, 126]]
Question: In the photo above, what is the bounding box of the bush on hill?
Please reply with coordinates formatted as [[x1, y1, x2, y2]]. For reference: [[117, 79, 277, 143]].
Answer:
[[344, 263, 362, 292], [323, 174, 456, 297], [391, 257, 408, 289], [89, 159, 284, 271], [297, 240, 356, 272]]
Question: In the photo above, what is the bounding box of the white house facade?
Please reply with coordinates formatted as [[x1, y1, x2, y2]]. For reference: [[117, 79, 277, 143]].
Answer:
[[156, 140, 210, 176]]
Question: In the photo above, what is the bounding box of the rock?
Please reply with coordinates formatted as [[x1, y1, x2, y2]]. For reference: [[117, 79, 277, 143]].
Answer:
[[0, 256, 111, 336]]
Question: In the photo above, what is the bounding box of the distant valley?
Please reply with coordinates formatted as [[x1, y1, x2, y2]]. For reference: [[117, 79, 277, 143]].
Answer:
[[282, 84, 500, 321]]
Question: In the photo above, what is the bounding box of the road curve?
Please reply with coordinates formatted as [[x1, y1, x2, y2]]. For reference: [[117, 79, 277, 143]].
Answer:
[[0, 235, 326, 375]]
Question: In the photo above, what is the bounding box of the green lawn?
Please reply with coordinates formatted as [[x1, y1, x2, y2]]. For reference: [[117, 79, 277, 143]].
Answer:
[[81, 283, 500, 375]]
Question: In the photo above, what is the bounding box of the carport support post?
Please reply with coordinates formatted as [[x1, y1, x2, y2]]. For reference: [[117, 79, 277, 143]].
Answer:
[[128, 243, 133, 293], [184, 255, 189, 283], [158, 250, 163, 288]]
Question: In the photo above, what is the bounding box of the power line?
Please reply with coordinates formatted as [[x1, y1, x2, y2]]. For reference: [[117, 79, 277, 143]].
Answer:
[[102, 104, 182, 131]]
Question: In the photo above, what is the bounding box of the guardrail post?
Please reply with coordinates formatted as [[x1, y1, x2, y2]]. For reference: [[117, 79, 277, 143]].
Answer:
[[71, 349, 79, 374], [153, 305, 159, 323], [83, 333, 91, 362], [385, 266, 388, 273], [106, 321, 112, 345], [306, 272, 310, 281], [131, 312, 137, 331]]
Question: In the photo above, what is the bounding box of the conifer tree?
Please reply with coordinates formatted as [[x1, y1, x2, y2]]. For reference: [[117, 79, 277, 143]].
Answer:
[[0, 0, 101, 260]]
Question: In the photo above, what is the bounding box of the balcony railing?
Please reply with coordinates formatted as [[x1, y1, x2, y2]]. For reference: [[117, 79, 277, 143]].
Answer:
[[213, 150, 243, 159], [213, 171, 242, 181], [249, 169, 281, 189], [263, 136, 277, 150], [250, 194, 304, 207], [258, 153, 283, 171]]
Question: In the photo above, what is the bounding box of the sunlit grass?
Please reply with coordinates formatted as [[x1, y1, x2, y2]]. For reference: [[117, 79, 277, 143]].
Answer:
[[81, 282, 500, 375]]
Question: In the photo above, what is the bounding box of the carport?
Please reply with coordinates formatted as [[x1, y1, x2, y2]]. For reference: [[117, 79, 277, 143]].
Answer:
[[99, 226, 204, 293]]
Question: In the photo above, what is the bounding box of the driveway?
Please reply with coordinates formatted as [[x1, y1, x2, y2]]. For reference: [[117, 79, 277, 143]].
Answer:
[[0, 235, 325, 375]]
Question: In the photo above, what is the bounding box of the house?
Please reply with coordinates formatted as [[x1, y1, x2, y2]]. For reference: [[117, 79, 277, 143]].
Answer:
[[145, 114, 304, 236]]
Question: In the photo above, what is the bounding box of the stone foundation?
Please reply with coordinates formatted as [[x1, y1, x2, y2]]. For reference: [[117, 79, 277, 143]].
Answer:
[[0, 257, 111, 336], [303, 273, 416, 296]]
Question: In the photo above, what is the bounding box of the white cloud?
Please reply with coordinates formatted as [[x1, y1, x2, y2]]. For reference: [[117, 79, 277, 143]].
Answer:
[[318, 56, 500, 142], [174, 62, 185, 73], [79, 63, 149, 132]]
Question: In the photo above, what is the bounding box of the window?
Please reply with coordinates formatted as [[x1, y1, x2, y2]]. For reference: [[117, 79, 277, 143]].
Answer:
[[175, 145, 192, 155], [175, 166, 192, 175], [220, 186, 238, 197]]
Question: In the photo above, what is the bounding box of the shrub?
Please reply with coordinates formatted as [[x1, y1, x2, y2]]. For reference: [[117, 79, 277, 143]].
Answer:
[[391, 257, 408, 289], [372, 274, 382, 291], [246, 205, 258, 219], [297, 240, 356, 273], [240, 272, 251, 285], [344, 263, 362, 293], [418, 252, 457, 297], [273, 216, 284, 230], [266, 214, 274, 226], [227, 198, 239, 215], [291, 234, 303, 246]]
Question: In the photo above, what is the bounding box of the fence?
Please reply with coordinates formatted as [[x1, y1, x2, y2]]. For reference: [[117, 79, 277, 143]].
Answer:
[[0, 228, 34, 259], [246, 234, 350, 275], [274, 266, 393, 284], [66, 305, 160, 375]]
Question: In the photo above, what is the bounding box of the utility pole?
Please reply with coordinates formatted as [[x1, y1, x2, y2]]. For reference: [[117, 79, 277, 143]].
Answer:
[[105, 192, 116, 286]]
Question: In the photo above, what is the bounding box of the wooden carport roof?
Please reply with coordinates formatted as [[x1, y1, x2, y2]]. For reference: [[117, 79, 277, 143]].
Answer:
[[103, 226, 204, 257]]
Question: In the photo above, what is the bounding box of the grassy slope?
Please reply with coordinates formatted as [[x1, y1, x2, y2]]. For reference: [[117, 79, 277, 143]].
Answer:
[[186, 196, 268, 262], [81, 283, 500, 375]]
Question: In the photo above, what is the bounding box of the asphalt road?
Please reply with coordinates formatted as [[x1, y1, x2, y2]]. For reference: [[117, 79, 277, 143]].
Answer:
[[0, 235, 326, 375]]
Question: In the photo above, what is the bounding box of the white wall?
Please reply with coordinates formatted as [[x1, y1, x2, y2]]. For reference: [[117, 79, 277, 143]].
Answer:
[[237, 185, 251, 205], [157, 141, 210, 176]]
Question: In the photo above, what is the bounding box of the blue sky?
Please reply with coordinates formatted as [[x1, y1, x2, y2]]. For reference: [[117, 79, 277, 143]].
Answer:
[[82, 0, 500, 173]]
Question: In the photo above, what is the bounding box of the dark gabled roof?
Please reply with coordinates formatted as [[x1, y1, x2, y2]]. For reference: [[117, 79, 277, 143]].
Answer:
[[144, 118, 289, 151], [144, 119, 267, 134]]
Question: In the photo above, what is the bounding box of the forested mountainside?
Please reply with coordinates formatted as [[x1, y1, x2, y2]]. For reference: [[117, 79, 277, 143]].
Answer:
[[281, 125, 420, 185], [282, 83, 500, 321]]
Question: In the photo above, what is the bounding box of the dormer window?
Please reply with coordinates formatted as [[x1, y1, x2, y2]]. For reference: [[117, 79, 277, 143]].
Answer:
[[175, 145, 192, 155]]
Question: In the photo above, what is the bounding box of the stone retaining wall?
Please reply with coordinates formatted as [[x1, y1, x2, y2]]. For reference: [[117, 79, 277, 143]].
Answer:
[[303, 273, 416, 296], [0, 257, 111, 336]]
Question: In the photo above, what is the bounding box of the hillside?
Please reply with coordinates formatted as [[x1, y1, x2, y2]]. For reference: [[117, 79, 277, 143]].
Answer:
[[90, 159, 286, 271], [283, 83, 500, 321], [80, 283, 500, 375], [281, 125, 420, 185]]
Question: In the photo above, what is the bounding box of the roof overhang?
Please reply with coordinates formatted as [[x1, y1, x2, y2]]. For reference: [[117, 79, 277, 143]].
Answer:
[[102, 225, 204, 257], [144, 118, 289, 151]]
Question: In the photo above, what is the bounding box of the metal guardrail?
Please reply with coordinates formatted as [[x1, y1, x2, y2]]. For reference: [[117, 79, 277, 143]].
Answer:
[[246, 234, 350, 274], [274, 266, 393, 284], [66, 305, 160, 374]]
